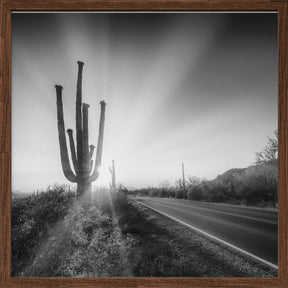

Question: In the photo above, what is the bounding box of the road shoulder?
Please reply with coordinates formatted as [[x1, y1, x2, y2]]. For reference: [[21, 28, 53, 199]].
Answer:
[[130, 199, 277, 277]]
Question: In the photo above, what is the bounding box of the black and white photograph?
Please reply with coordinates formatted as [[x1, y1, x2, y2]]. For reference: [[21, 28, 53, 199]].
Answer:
[[11, 12, 278, 277]]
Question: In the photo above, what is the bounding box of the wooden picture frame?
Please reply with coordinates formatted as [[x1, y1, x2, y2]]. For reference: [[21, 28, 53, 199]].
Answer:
[[0, 0, 287, 287]]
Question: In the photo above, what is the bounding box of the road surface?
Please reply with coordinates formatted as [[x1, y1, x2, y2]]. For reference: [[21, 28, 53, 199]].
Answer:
[[135, 197, 278, 267]]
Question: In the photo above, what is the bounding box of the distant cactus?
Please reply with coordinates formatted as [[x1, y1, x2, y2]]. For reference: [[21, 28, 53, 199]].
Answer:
[[109, 160, 116, 189], [182, 163, 187, 199], [55, 61, 106, 203]]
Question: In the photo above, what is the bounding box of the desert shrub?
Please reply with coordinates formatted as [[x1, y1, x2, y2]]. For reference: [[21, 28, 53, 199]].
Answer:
[[237, 165, 277, 206], [129, 187, 177, 199], [159, 188, 168, 198], [187, 185, 204, 201], [11, 184, 75, 275], [184, 163, 277, 207], [167, 189, 176, 198], [24, 202, 134, 277], [92, 189, 129, 217], [175, 189, 185, 199], [206, 180, 228, 202], [149, 188, 160, 198]]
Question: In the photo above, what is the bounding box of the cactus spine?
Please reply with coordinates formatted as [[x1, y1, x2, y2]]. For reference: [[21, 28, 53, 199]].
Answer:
[[109, 160, 116, 189], [55, 61, 106, 203]]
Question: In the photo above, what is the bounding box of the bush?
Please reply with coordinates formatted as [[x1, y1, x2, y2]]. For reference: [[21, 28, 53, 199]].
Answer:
[[24, 202, 134, 277], [11, 184, 75, 275], [187, 185, 204, 201], [175, 189, 185, 199], [237, 165, 277, 206]]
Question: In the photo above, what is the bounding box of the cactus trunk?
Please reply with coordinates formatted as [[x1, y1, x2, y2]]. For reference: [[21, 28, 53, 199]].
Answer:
[[55, 61, 106, 204], [78, 181, 92, 203]]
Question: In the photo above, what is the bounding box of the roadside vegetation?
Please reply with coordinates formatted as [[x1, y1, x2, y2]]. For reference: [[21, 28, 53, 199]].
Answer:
[[11, 185, 75, 276], [129, 131, 278, 208], [12, 186, 134, 277], [12, 185, 277, 277]]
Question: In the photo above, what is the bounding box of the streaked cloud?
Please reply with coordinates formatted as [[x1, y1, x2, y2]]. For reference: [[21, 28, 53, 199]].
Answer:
[[11, 13, 277, 191]]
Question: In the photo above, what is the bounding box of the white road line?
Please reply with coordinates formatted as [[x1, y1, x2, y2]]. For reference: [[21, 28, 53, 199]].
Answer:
[[136, 201, 278, 270], [148, 198, 278, 225]]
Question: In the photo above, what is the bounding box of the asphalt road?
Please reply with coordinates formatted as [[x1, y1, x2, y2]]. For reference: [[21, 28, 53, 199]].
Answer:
[[135, 197, 278, 266]]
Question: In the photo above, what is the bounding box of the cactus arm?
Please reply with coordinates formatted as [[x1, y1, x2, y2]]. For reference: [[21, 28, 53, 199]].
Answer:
[[76, 61, 84, 176], [82, 103, 90, 175], [55, 85, 77, 183], [95, 101, 106, 168], [67, 129, 78, 175], [89, 145, 95, 174], [89, 145, 95, 160], [89, 100, 106, 182]]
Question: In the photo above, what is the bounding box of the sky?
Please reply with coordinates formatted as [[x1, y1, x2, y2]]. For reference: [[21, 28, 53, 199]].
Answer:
[[11, 12, 277, 192]]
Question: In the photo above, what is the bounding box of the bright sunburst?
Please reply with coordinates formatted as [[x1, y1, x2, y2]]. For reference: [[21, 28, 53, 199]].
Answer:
[[12, 13, 277, 192]]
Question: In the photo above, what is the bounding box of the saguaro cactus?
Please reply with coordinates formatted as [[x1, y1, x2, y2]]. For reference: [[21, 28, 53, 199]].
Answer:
[[55, 61, 106, 203], [109, 160, 116, 189]]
